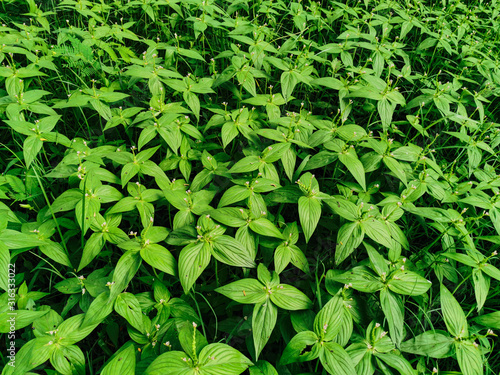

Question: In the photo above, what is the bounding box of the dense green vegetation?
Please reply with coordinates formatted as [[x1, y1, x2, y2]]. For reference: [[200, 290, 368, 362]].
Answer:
[[1, 0, 500, 374]]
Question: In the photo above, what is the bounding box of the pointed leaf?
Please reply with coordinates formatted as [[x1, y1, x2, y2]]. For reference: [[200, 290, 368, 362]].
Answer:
[[179, 242, 211, 294], [253, 298, 278, 360], [298, 196, 321, 243], [440, 283, 468, 338], [320, 341, 356, 375]]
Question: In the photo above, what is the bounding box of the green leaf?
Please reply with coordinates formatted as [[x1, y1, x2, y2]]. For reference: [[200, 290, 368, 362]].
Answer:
[[338, 151, 366, 191], [289, 244, 309, 273], [325, 197, 359, 221], [0, 230, 44, 249], [50, 344, 85, 375], [78, 233, 105, 271], [209, 208, 247, 227], [472, 311, 500, 329], [101, 343, 136, 375], [298, 196, 321, 243], [179, 242, 211, 294], [314, 292, 344, 341], [141, 244, 177, 276], [482, 263, 500, 281], [229, 156, 261, 174], [55, 277, 82, 294], [218, 185, 251, 207], [456, 341, 483, 375], [109, 250, 142, 301], [197, 343, 253, 374], [24, 136, 43, 168], [333, 306, 353, 347], [472, 269, 489, 312], [330, 266, 384, 293], [270, 284, 312, 310], [380, 289, 404, 347], [179, 325, 208, 359], [143, 351, 194, 375], [215, 278, 267, 304], [1, 337, 53, 375], [374, 352, 416, 375], [212, 235, 256, 268], [253, 298, 278, 360], [377, 99, 394, 132], [443, 252, 477, 267], [362, 219, 393, 249], [39, 240, 72, 268], [311, 77, 344, 90], [261, 143, 291, 163], [57, 313, 99, 345], [365, 243, 389, 277], [281, 147, 296, 181], [183, 91, 200, 120], [392, 145, 422, 162], [266, 185, 303, 204], [320, 341, 356, 375], [107, 197, 138, 214], [257, 263, 273, 285], [114, 293, 144, 333], [249, 361, 278, 375], [90, 98, 112, 120], [388, 271, 432, 296], [274, 245, 291, 275], [350, 350, 375, 374], [280, 330, 320, 365], [281, 71, 298, 100], [121, 163, 141, 188], [0, 243, 10, 291], [249, 218, 283, 239], [178, 48, 205, 61], [335, 222, 364, 265], [49, 189, 82, 214], [440, 283, 468, 338], [82, 291, 114, 327], [400, 330, 453, 358], [222, 122, 239, 149], [0, 310, 49, 333], [383, 156, 408, 186]]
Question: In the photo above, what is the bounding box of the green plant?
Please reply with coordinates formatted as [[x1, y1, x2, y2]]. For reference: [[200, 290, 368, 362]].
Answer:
[[1, 0, 500, 374]]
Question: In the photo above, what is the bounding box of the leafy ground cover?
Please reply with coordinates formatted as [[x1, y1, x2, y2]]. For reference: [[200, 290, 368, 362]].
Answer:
[[1, 0, 500, 374]]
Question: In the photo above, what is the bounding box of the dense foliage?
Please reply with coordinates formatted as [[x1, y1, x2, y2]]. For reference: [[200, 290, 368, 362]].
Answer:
[[1, 0, 500, 374]]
